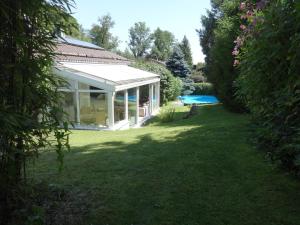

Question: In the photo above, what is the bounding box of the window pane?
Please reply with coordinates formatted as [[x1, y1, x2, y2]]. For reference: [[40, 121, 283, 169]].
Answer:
[[60, 92, 77, 123], [79, 92, 107, 127], [139, 85, 149, 106], [128, 88, 137, 126], [60, 78, 76, 90], [78, 82, 102, 90], [139, 85, 150, 117], [153, 83, 159, 110], [114, 91, 125, 123]]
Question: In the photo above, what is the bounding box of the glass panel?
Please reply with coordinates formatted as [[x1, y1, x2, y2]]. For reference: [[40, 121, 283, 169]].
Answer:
[[79, 92, 107, 126], [60, 78, 76, 90], [153, 83, 159, 110], [114, 91, 125, 123], [60, 92, 77, 123], [139, 85, 150, 117], [78, 82, 89, 90], [139, 85, 149, 106], [78, 82, 102, 91], [128, 88, 137, 126]]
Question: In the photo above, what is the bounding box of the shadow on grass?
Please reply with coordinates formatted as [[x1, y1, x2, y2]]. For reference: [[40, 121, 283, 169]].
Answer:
[[33, 105, 300, 225]]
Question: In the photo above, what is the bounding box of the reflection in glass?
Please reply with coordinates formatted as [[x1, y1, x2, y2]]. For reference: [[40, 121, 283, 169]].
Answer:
[[114, 91, 125, 123], [78, 82, 102, 90], [153, 83, 159, 110], [61, 92, 77, 123], [128, 88, 137, 125], [60, 78, 76, 90], [79, 92, 107, 126]]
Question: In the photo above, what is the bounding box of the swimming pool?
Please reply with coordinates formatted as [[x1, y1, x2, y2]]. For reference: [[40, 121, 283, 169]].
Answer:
[[179, 95, 219, 105]]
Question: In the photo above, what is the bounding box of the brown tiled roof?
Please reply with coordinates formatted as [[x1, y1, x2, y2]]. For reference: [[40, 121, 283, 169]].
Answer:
[[54, 42, 130, 65]]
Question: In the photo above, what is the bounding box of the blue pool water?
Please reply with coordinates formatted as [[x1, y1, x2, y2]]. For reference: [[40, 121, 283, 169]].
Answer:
[[179, 95, 219, 104]]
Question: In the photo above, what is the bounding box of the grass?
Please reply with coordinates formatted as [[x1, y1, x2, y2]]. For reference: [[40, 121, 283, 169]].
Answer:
[[30, 105, 300, 225]]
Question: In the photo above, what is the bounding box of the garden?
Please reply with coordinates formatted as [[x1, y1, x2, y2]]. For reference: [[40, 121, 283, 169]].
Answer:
[[1, 0, 300, 224], [29, 105, 300, 225]]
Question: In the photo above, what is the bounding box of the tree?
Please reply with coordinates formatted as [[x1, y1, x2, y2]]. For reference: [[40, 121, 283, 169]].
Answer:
[[166, 46, 195, 95], [191, 62, 207, 83], [0, 0, 71, 223], [197, 0, 245, 112], [116, 48, 135, 60], [150, 28, 175, 61], [90, 14, 119, 50], [72, 24, 91, 42], [128, 22, 153, 58], [179, 35, 193, 67]]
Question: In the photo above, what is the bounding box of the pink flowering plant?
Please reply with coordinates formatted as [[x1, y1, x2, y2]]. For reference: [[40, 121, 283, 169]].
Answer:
[[235, 0, 300, 173], [233, 0, 269, 66]]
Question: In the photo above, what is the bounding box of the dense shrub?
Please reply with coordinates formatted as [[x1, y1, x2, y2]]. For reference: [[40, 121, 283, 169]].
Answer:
[[132, 60, 182, 104], [198, 0, 245, 112], [237, 1, 300, 173], [192, 83, 214, 95]]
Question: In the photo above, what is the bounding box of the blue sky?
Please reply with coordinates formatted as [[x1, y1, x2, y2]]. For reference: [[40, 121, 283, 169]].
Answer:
[[72, 0, 211, 63]]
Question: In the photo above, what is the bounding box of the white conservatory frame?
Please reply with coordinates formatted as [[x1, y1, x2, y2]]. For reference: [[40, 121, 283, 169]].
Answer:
[[54, 62, 160, 130]]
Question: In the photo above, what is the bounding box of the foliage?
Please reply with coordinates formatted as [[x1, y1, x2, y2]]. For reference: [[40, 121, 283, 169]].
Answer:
[[192, 83, 214, 95], [72, 24, 91, 42], [166, 46, 195, 95], [44, 7, 90, 42], [150, 28, 175, 61], [198, 0, 245, 112], [158, 105, 176, 123], [132, 60, 182, 104], [61, 16, 91, 42], [191, 62, 207, 83], [116, 48, 135, 60], [236, 0, 300, 173], [90, 14, 120, 50], [128, 22, 153, 58], [179, 35, 193, 68], [0, 0, 71, 223]]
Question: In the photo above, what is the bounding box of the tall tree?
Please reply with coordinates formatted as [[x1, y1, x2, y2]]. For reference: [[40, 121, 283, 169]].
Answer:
[[179, 35, 193, 67], [64, 16, 91, 42], [166, 46, 195, 95], [0, 0, 71, 223], [128, 22, 153, 58], [197, 0, 245, 112], [150, 28, 175, 61], [75, 24, 92, 42], [90, 14, 119, 50]]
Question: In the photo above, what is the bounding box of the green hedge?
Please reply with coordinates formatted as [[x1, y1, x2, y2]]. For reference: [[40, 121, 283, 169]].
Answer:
[[237, 1, 300, 173], [192, 83, 214, 95]]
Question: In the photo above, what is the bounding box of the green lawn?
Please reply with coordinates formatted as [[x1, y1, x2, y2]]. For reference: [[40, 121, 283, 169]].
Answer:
[[31, 105, 300, 225]]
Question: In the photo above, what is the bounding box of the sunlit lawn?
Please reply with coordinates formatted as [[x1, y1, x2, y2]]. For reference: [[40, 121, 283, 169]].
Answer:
[[31, 105, 300, 225]]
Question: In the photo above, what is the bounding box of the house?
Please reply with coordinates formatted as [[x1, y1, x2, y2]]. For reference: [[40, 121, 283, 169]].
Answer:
[[54, 37, 160, 130]]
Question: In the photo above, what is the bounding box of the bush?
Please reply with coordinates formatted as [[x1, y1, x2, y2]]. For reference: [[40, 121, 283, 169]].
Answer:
[[192, 83, 214, 95], [159, 106, 176, 123], [237, 1, 300, 173], [132, 60, 182, 104], [191, 62, 207, 83]]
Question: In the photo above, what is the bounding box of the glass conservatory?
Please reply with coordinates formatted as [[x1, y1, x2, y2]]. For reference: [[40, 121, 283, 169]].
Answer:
[[55, 63, 160, 130]]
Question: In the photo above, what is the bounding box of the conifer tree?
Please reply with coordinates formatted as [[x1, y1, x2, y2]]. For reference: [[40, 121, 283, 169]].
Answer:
[[166, 46, 195, 95], [179, 35, 193, 67]]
